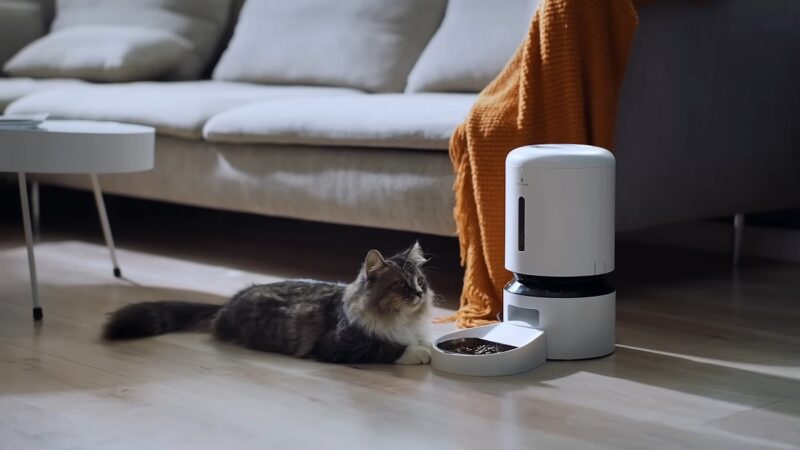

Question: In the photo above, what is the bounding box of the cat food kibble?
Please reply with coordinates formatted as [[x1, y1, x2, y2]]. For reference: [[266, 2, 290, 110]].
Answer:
[[437, 338, 517, 355]]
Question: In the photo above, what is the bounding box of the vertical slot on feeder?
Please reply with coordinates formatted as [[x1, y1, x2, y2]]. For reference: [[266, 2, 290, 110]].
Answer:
[[518, 196, 525, 251]]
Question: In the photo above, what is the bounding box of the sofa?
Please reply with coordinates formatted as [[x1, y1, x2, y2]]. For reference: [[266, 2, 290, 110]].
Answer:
[[1, 0, 799, 237]]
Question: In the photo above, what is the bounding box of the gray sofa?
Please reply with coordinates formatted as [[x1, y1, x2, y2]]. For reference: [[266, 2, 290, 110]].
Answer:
[[1, 0, 798, 237]]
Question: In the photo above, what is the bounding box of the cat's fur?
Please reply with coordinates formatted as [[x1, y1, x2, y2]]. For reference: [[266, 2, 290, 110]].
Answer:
[[103, 243, 434, 365]]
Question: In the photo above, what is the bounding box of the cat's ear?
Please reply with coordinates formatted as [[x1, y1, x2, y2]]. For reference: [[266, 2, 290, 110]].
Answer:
[[364, 249, 386, 273], [406, 241, 426, 266]]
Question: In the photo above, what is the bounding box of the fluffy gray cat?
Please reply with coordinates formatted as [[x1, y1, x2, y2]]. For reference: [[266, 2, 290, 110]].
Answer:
[[103, 243, 434, 365]]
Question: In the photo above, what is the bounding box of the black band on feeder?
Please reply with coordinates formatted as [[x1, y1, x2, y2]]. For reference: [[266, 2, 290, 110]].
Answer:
[[505, 273, 615, 299]]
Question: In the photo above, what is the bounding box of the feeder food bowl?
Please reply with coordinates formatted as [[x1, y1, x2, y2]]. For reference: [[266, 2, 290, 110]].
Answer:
[[432, 322, 546, 376]]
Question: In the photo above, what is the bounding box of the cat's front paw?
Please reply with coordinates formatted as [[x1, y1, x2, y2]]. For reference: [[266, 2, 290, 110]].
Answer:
[[395, 345, 432, 365]]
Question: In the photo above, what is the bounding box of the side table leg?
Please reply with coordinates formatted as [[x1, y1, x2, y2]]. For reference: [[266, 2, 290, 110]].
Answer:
[[31, 181, 40, 242], [90, 174, 122, 278], [18, 173, 43, 321]]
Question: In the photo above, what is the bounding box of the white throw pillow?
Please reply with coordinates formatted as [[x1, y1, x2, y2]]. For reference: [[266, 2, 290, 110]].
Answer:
[[213, 0, 447, 92], [405, 0, 541, 93], [51, 0, 234, 79], [4, 26, 193, 82]]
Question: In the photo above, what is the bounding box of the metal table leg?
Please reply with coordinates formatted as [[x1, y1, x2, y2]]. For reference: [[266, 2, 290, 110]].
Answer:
[[31, 181, 40, 241], [90, 174, 122, 278], [18, 173, 42, 321]]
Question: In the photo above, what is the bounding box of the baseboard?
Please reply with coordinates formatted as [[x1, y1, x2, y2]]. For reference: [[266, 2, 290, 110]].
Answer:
[[619, 220, 800, 264]]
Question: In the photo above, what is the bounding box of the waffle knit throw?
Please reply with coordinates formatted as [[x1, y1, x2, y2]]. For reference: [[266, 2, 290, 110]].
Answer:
[[444, 0, 639, 327]]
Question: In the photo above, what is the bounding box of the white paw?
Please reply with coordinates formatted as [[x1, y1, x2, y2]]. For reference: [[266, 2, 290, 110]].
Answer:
[[395, 345, 432, 365]]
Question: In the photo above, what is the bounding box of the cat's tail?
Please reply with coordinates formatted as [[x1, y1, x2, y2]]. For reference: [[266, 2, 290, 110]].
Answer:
[[102, 301, 222, 340]]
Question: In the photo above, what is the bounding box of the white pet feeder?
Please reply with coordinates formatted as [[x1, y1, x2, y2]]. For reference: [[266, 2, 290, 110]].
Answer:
[[432, 144, 616, 376]]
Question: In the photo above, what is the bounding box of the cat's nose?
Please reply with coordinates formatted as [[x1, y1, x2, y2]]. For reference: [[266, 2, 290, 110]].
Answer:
[[415, 290, 423, 297]]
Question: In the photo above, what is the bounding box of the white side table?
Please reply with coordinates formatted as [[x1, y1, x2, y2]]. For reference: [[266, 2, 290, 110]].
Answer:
[[0, 120, 154, 320]]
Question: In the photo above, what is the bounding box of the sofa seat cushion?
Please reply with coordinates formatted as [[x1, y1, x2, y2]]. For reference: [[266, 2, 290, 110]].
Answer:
[[203, 93, 476, 150], [0, 78, 85, 112], [6, 81, 364, 139]]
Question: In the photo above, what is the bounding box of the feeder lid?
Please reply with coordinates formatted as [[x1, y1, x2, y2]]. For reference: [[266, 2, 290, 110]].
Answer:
[[506, 144, 615, 169]]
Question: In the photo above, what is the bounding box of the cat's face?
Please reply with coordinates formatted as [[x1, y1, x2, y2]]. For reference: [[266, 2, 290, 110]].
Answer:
[[361, 242, 432, 316]]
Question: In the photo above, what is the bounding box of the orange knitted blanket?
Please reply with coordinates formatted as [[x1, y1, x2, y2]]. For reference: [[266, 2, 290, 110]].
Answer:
[[445, 0, 639, 327]]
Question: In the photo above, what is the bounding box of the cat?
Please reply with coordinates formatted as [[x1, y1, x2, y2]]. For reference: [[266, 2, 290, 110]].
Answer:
[[102, 242, 434, 365]]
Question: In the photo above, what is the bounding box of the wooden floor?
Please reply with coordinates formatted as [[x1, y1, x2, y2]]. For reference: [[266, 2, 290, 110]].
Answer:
[[0, 196, 798, 449]]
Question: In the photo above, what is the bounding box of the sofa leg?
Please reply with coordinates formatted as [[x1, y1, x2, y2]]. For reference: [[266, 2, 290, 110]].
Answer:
[[732, 213, 745, 267]]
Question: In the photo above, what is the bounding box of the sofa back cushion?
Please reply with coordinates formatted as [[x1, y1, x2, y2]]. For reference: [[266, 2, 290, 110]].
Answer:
[[0, 0, 47, 69], [51, 0, 235, 79], [212, 0, 446, 92], [405, 0, 540, 93], [4, 26, 193, 82]]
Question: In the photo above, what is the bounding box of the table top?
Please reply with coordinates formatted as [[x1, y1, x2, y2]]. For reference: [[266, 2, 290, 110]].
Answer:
[[0, 120, 155, 174], [3, 120, 155, 136]]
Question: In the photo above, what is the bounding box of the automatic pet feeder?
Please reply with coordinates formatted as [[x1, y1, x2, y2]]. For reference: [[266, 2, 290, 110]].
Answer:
[[432, 144, 616, 376]]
